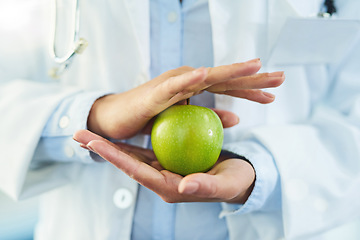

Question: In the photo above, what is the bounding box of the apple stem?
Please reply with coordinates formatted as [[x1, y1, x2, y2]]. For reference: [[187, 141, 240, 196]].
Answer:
[[186, 98, 190, 105]]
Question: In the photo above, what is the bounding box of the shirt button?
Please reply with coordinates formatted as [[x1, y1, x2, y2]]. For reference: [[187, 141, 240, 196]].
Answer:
[[167, 11, 178, 23], [59, 116, 70, 128], [64, 145, 75, 158], [113, 188, 133, 209]]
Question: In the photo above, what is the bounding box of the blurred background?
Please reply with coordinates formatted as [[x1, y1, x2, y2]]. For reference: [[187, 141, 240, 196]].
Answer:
[[0, 1, 360, 239], [0, 1, 41, 239], [0, 191, 38, 240]]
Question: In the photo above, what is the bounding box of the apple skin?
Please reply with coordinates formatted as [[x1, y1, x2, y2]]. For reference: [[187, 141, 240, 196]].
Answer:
[[151, 105, 224, 176]]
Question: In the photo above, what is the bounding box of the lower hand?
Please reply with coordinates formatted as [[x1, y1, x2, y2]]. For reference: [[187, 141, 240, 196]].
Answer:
[[73, 129, 255, 204]]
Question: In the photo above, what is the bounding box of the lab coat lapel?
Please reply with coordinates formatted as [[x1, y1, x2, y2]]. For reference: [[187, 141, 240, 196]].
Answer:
[[105, 0, 150, 85], [123, 0, 150, 77], [267, 0, 323, 58], [208, 0, 322, 65], [267, 0, 300, 58], [208, 0, 266, 65]]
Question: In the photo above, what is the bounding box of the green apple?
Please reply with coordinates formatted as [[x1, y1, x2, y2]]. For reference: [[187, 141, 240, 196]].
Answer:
[[151, 105, 224, 176]]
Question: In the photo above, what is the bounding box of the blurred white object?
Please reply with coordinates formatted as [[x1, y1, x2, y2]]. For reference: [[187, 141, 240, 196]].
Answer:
[[323, 218, 360, 240]]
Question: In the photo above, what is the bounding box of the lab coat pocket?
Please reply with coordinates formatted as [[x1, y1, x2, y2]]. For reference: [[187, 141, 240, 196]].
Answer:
[[267, 18, 360, 66]]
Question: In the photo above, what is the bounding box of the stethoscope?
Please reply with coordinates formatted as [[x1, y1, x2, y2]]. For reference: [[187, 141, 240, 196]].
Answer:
[[49, 0, 88, 79], [319, 0, 337, 18], [48, 0, 337, 79]]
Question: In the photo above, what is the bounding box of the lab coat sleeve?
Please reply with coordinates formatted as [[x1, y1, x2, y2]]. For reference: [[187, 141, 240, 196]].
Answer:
[[0, 80, 95, 201], [241, 40, 360, 239]]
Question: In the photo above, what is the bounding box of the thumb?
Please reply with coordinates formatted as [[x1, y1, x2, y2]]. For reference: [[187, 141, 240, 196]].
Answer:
[[178, 173, 239, 200], [178, 159, 255, 203]]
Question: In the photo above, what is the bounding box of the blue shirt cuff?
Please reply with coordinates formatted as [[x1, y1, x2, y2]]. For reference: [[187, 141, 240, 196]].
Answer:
[[219, 140, 281, 218], [42, 91, 108, 137], [32, 91, 109, 165]]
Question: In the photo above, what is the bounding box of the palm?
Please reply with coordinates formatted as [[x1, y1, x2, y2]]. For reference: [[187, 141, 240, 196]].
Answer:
[[74, 129, 255, 204]]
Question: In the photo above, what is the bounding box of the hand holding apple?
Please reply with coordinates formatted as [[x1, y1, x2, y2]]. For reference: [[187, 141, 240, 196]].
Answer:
[[73, 129, 255, 204]]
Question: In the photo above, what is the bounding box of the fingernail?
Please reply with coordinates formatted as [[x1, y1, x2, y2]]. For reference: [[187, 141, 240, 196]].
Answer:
[[80, 143, 89, 150], [86, 144, 96, 153], [181, 181, 199, 194], [263, 91, 275, 99], [226, 114, 240, 126], [268, 71, 285, 77], [246, 58, 260, 63], [235, 115, 240, 124]]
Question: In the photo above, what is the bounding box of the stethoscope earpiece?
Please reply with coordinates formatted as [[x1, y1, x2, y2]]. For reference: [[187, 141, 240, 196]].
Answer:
[[324, 0, 337, 15]]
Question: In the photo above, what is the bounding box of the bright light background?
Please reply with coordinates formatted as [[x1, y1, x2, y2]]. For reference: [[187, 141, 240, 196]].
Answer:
[[0, 1, 40, 31], [0, 2, 42, 240], [0, 0, 48, 56]]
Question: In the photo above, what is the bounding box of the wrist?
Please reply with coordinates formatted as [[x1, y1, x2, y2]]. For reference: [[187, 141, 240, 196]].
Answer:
[[225, 159, 255, 204], [87, 94, 113, 137], [220, 140, 280, 215]]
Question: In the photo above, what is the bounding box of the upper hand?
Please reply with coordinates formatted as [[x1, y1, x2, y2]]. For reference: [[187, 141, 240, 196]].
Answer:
[[73, 129, 255, 204], [87, 59, 284, 139]]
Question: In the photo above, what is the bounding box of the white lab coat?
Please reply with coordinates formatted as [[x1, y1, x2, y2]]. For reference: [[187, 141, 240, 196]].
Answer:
[[1, 0, 360, 239]]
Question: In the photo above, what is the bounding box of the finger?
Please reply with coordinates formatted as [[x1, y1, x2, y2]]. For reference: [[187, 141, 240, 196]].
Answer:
[[87, 139, 165, 189], [141, 97, 194, 135], [211, 108, 239, 128], [204, 58, 261, 85], [74, 129, 154, 164], [178, 159, 255, 203], [73, 129, 108, 146], [178, 173, 236, 200], [151, 161, 164, 171], [153, 67, 208, 106], [221, 89, 276, 104], [206, 71, 285, 92], [141, 118, 156, 135], [73, 129, 135, 156], [114, 141, 156, 160], [151, 66, 195, 84]]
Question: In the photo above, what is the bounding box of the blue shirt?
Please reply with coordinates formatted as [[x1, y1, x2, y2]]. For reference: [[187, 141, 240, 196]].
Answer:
[[35, 0, 281, 239], [131, 1, 228, 239]]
